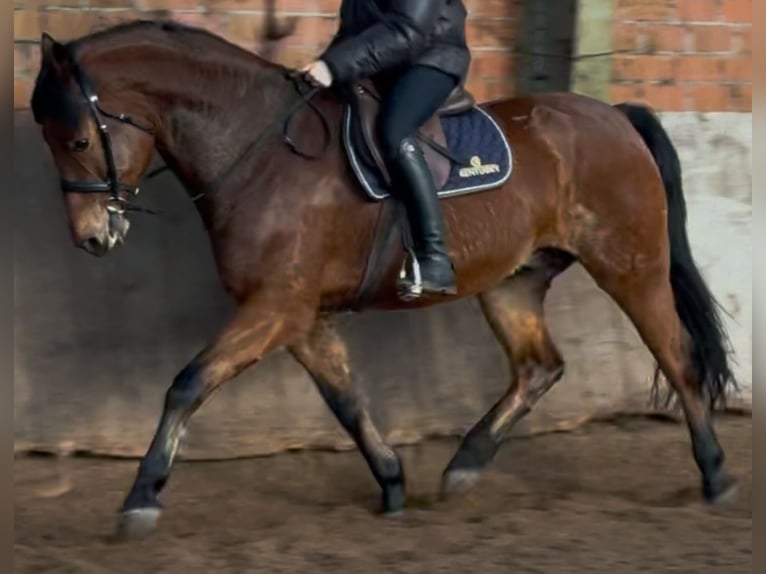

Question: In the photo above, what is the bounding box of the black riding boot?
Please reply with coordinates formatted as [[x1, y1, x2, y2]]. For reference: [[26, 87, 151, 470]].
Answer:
[[388, 136, 457, 300]]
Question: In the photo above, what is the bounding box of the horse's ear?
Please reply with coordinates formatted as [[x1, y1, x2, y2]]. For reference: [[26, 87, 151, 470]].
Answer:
[[40, 32, 70, 75]]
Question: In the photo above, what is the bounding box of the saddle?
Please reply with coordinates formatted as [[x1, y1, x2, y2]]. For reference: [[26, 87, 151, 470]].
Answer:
[[340, 80, 513, 309], [345, 80, 476, 189]]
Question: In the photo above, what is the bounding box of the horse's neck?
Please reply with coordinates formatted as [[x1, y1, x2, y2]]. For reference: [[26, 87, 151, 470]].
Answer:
[[148, 59, 289, 195], [90, 43, 289, 197]]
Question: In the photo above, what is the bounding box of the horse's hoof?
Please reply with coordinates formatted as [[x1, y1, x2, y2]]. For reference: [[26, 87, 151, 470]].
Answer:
[[705, 474, 739, 507], [382, 482, 405, 517], [440, 468, 482, 499], [116, 508, 161, 541]]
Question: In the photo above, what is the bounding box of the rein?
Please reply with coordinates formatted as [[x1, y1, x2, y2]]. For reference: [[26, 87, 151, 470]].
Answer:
[[65, 55, 330, 215], [187, 70, 331, 202]]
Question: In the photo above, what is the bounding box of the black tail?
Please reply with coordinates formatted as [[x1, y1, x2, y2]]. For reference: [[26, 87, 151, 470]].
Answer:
[[615, 102, 737, 411]]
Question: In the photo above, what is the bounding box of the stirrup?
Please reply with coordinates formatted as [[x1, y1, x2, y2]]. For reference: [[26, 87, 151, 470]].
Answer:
[[397, 249, 423, 302], [396, 248, 457, 301]]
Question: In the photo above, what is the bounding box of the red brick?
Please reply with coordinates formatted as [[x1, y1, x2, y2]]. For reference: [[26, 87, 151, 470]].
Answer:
[[14, 9, 42, 42], [14, 44, 29, 77], [690, 84, 730, 111], [643, 24, 685, 52], [14, 77, 34, 109], [732, 27, 752, 54], [272, 45, 315, 68], [42, 10, 99, 41], [616, 0, 678, 21], [675, 55, 725, 81], [464, 0, 518, 19], [722, 0, 752, 23], [227, 13, 267, 52], [609, 83, 645, 103], [467, 18, 517, 50], [280, 15, 335, 48], [690, 25, 733, 52], [202, 0, 242, 9], [612, 55, 674, 81], [610, 83, 690, 111], [724, 56, 752, 81], [612, 22, 689, 56], [481, 81, 514, 102], [642, 83, 689, 110], [728, 84, 752, 111], [467, 80, 506, 104], [465, 81, 485, 103], [87, 0, 139, 7], [678, 0, 719, 21], [14, 43, 41, 77], [90, 10, 145, 33], [315, 0, 342, 13], [612, 23, 640, 52], [16, 0, 82, 6], [275, 0, 328, 12], [171, 12, 229, 40], [473, 52, 514, 81], [135, 0, 200, 9]]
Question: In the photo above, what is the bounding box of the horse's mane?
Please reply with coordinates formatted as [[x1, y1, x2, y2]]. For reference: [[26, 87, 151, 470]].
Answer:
[[76, 19, 277, 61], [31, 18, 285, 126]]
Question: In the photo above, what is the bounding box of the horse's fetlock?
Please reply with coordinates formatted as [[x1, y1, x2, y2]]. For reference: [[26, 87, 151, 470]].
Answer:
[[166, 362, 206, 409], [378, 450, 403, 481]]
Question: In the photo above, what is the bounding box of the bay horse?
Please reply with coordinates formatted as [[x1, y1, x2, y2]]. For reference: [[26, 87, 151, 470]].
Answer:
[[30, 20, 739, 540]]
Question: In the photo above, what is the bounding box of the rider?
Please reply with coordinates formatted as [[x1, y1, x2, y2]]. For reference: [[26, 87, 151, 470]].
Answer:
[[302, 1, 472, 300]]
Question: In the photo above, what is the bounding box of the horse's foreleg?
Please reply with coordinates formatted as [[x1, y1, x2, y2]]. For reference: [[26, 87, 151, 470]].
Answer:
[[288, 317, 406, 515], [441, 250, 572, 498], [117, 301, 310, 539]]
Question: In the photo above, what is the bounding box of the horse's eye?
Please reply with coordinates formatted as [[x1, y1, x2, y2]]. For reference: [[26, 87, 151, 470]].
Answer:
[[72, 139, 90, 152]]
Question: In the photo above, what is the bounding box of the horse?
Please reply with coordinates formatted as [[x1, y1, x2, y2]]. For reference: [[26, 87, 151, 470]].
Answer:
[[29, 19, 739, 540]]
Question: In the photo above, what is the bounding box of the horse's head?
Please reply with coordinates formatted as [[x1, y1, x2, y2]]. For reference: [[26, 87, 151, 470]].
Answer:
[[31, 32, 157, 257]]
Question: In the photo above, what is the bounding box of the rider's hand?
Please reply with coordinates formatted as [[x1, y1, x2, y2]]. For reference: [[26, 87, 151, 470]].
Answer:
[[301, 60, 334, 88]]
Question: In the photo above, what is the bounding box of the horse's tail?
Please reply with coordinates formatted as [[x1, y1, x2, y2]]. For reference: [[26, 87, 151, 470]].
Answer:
[[614, 102, 737, 410]]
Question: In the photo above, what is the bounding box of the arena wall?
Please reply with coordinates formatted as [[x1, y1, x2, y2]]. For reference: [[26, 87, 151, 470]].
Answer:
[[13, 0, 751, 458]]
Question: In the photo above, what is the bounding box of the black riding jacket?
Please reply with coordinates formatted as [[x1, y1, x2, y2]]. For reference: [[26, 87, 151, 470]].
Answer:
[[320, 0, 471, 86]]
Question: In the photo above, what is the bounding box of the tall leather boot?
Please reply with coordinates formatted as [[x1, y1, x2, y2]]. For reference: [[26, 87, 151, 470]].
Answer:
[[388, 136, 457, 300]]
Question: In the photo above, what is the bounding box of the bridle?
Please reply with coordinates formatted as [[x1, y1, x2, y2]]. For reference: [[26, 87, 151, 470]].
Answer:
[[63, 52, 158, 215], [62, 49, 331, 216]]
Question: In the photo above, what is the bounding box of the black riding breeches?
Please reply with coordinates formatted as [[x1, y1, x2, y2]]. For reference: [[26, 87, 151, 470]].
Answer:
[[374, 65, 458, 161]]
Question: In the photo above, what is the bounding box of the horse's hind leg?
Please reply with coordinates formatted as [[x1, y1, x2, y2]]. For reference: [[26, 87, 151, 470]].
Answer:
[[288, 317, 405, 515], [441, 249, 574, 498], [583, 260, 738, 504]]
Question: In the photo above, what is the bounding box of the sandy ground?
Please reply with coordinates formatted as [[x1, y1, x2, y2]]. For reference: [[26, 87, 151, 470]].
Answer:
[[15, 415, 751, 573]]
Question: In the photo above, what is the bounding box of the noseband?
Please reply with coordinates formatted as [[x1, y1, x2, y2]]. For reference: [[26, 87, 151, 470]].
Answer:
[[63, 52, 158, 215]]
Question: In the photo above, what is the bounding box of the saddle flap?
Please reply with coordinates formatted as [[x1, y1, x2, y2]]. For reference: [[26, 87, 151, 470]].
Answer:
[[348, 81, 451, 191]]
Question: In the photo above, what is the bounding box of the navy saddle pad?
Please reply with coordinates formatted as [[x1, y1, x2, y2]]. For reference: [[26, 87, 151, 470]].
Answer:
[[343, 105, 513, 201]]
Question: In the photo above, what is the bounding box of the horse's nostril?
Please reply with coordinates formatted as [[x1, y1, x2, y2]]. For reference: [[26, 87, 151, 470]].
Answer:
[[81, 237, 106, 256]]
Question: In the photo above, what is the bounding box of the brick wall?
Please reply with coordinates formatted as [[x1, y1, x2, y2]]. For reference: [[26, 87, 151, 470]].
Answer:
[[609, 0, 752, 111], [13, 0, 520, 109], [13, 1, 754, 112]]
